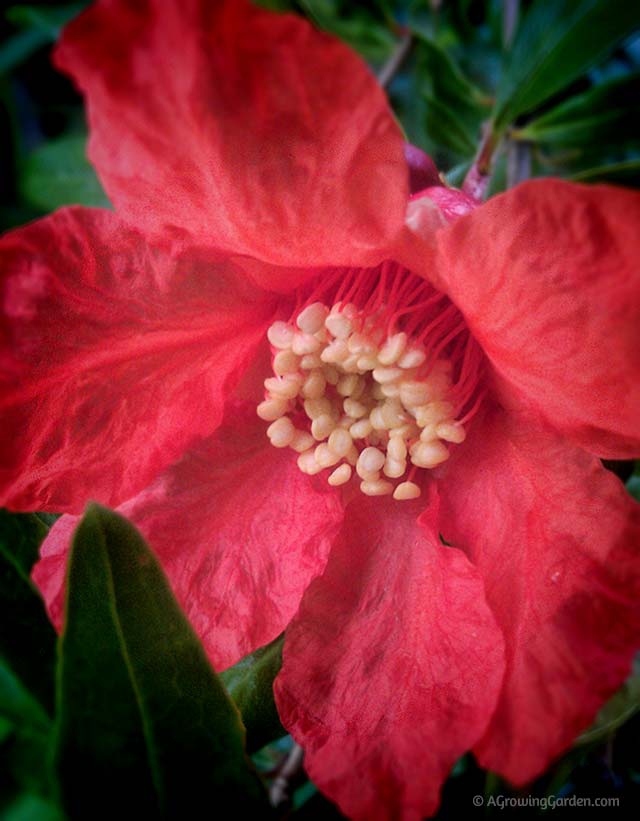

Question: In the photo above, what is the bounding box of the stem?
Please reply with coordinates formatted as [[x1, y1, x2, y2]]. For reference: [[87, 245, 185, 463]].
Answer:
[[378, 31, 413, 89], [269, 743, 305, 808], [502, 0, 520, 48], [462, 124, 498, 201], [506, 138, 531, 188]]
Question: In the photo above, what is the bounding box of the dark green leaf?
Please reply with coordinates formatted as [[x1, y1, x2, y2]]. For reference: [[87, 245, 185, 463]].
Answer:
[[423, 94, 477, 158], [55, 504, 269, 819], [494, 0, 640, 131], [577, 658, 640, 745], [0, 512, 55, 714], [516, 72, 640, 146], [222, 635, 285, 753], [570, 158, 640, 186], [0, 28, 49, 75], [6, 4, 86, 38], [0, 660, 54, 804], [1, 794, 64, 821], [19, 134, 111, 211]]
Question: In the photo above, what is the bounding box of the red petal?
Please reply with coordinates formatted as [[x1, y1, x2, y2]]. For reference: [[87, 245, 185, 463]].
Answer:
[[275, 494, 505, 820], [433, 179, 640, 458], [56, 0, 407, 272], [0, 208, 274, 512], [34, 404, 344, 670], [437, 404, 640, 784]]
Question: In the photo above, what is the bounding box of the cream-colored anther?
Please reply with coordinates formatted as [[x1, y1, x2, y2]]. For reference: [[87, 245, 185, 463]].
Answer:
[[383, 456, 406, 479], [290, 430, 315, 453], [328, 428, 352, 458], [369, 406, 386, 431], [357, 447, 385, 474], [301, 370, 326, 400], [350, 418, 373, 439], [297, 450, 323, 475], [393, 422, 420, 440], [267, 321, 295, 350], [325, 311, 353, 339], [257, 398, 289, 421], [323, 365, 339, 385], [292, 332, 321, 356], [419, 423, 439, 442], [371, 383, 386, 401], [410, 440, 450, 468], [304, 397, 332, 419], [378, 332, 408, 366], [311, 414, 335, 441], [361, 479, 393, 496], [267, 417, 295, 448], [356, 354, 379, 371], [350, 377, 366, 400], [343, 398, 367, 419], [273, 350, 300, 375], [381, 399, 405, 429], [387, 435, 407, 461], [300, 353, 322, 370], [345, 447, 358, 467], [264, 374, 302, 400], [380, 383, 400, 398], [341, 354, 361, 374], [321, 339, 349, 364], [337, 373, 359, 397], [398, 347, 427, 368], [328, 463, 352, 486], [413, 401, 455, 427], [436, 422, 466, 444], [314, 443, 341, 469], [399, 380, 432, 407], [393, 481, 421, 501], [347, 333, 377, 355], [372, 366, 403, 384], [296, 302, 329, 334], [337, 415, 353, 429]]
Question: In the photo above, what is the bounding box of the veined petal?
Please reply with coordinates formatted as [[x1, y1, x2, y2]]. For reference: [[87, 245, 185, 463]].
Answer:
[[433, 179, 640, 459], [275, 494, 505, 821], [0, 208, 274, 512], [56, 0, 408, 274], [34, 404, 344, 671], [437, 403, 640, 784]]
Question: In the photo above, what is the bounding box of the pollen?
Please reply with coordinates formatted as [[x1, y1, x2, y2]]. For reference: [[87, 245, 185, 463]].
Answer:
[[258, 262, 484, 500]]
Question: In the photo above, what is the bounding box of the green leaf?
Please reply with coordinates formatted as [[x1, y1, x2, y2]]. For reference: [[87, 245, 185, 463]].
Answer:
[[55, 504, 270, 819], [423, 94, 477, 157], [222, 635, 285, 753], [516, 72, 640, 146], [1, 794, 65, 821], [570, 158, 640, 186], [6, 4, 86, 39], [412, 32, 490, 111], [577, 658, 640, 745], [19, 133, 111, 211], [0, 512, 56, 714], [0, 28, 49, 75], [0, 660, 54, 804], [494, 0, 640, 131]]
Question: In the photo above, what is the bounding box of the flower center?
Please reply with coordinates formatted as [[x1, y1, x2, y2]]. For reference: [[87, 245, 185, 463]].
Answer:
[[257, 262, 484, 500]]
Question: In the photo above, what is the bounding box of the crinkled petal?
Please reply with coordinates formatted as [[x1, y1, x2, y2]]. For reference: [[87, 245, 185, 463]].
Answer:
[[275, 494, 505, 821], [34, 404, 344, 670], [437, 403, 640, 784], [0, 208, 274, 512], [56, 0, 407, 273], [432, 179, 640, 458]]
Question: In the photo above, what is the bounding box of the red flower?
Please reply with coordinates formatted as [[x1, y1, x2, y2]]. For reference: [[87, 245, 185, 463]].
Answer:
[[2, 1, 640, 818]]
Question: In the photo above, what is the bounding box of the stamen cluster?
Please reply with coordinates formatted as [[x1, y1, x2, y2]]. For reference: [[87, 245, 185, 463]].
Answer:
[[257, 265, 482, 500]]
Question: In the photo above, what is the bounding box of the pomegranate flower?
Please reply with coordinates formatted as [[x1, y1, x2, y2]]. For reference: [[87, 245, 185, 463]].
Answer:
[[1, 1, 639, 818]]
